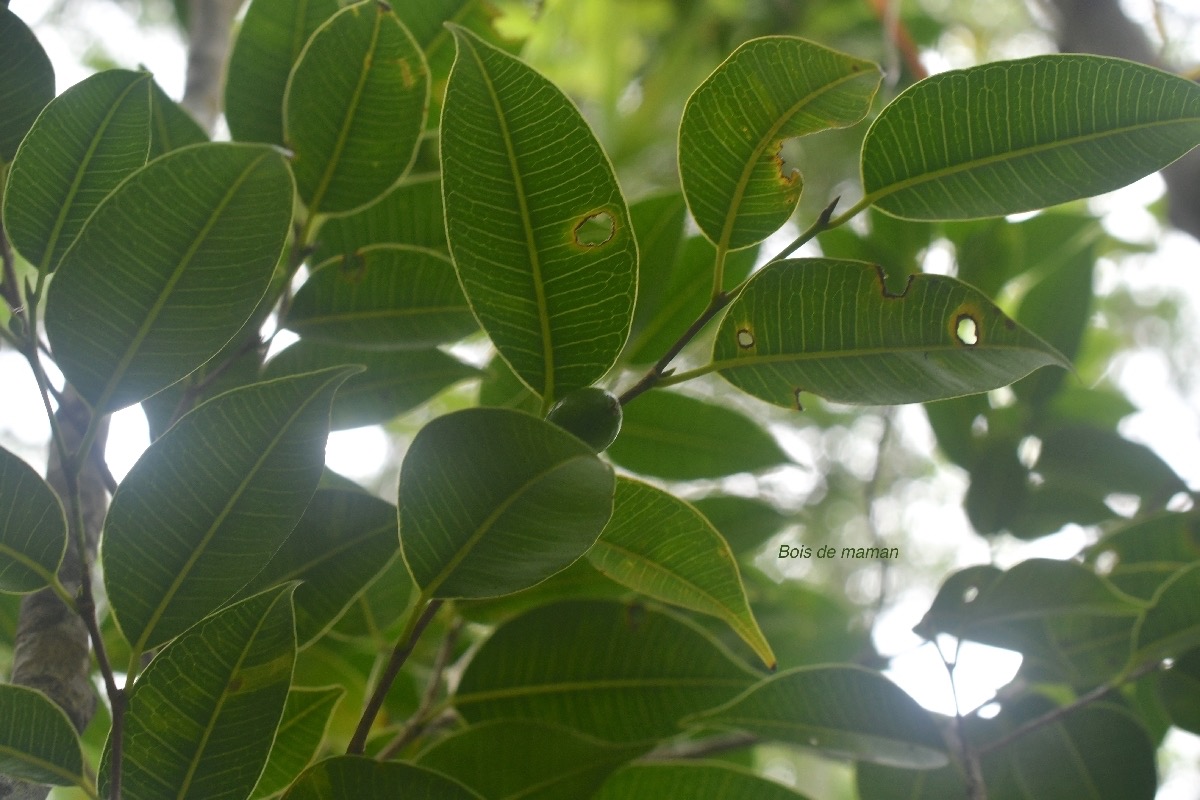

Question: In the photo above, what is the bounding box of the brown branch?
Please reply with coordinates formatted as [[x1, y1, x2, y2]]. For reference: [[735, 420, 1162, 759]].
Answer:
[[377, 616, 464, 760], [181, 0, 243, 133]]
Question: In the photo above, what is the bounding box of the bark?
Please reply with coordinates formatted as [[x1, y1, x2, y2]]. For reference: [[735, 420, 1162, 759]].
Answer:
[[1039, 0, 1200, 240], [180, 0, 244, 131], [0, 390, 109, 800]]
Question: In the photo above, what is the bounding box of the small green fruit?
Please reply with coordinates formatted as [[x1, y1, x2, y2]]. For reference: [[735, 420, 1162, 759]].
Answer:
[[546, 387, 622, 452]]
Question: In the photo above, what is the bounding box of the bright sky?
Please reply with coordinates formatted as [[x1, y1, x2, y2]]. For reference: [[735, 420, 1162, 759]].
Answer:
[[4, 0, 1200, 795]]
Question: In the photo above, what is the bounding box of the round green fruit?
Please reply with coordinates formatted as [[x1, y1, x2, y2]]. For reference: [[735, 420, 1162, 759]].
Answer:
[[546, 387, 622, 452]]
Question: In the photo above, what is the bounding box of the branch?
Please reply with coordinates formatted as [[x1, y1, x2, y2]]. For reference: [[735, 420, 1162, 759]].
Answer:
[[181, 0, 243, 133], [377, 616, 464, 760]]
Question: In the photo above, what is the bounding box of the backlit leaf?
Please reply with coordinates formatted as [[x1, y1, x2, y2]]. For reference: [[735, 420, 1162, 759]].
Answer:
[[4, 69, 151, 273], [225, 0, 339, 145], [588, 477, 776, 669], [398, 408, 614, 599], [679, 36, 880, 250], [285, 245, 476, 349], [282, 756, 481, 799], [0, 684, 85, 787], [0, 445, 66, 594], [416, 720, 645, 800], [710, 258, 1068, 408], [594, 763, 811, 800], [101, 586, 297, 800], [0, 8, 54, 163], [45, 143, 294, 413], [861, 55, 1200, 220], [103, 367, 356, 654], [251, 687, 344, 799], [311, 176, 447, 262], [607, 390, 791, 479], [1135, 562, 1200, 662], [455, 600, 758, 742], [441, 25, 637, 403], [284, 0, 429, 214], [685, 665, 948, 768]]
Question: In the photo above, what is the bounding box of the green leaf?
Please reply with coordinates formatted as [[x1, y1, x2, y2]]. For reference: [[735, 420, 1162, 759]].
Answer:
[[1156, 647, 1200, 735], [478, 353, 542, 414], [415, 720, 645, 800], [103, 367, 356, 655], [264, 339, 478, 429], [861, 54, 1200, 220], [311, 176, 447, 262], [101, 585, 297, 800], [252, 687, 344, 799], [625, 235, 758, 366], [455, 599, 758, 742], [685, 665, 948, 768], [441, 25, 638, 403], [588, 477, 776, 669], [237, 486, 403, 646], [0, 445, 66, 593], [679, 36, 881, 250], [0, 684, 85, 787], [225, 0, 340, 145], [45, 143, 294, 413], [3, 69, 151, 273], [0, 8, 54, 163], [1034, 425, 1187, 508], [148, 77, 207, 158], [284, 0, 429, 215], [691, 495, 791, 557], [626, 192, 688, 342], [607, 390, 791, 479], [1135, 562, 1200, 661], [285, 245, 476, 349], [593, 762, 812, 800], [857, 700, 1157, 800], [282, 756, 482, 799], [1086, 510, 1200, 601], [709, 258, 1068, 408], [398, 407, 615, 599]]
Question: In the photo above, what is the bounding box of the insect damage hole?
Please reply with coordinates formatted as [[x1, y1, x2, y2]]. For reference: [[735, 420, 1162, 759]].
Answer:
[[736, 328, 755, 348], [954, 314, 979, 346], [573, 210, 615, 247]]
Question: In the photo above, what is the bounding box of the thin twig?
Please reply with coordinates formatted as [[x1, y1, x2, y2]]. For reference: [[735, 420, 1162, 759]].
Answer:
[[348, 599, 445, 755], [377, 616, 464, 760]]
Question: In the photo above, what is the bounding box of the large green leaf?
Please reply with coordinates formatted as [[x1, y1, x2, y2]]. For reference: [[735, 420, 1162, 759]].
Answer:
[[398, 407, 614, 599], [44, 143, 294, 413], [709, 258, 1068, 408], [225, 0, 340, 145], [3, 69, 151, 273], [284, 0, 429, 215], [857, 700, 1157, 800], [861, 54, 1200, 220], [252, 687, 344, 799], [415, 720, 645, 800], [282, 756, 482, 799], [310, 176, 447, 262], [679, 36, 881, 250], [455, 600, 758, 742], [100, 585, 297, 800], [1135, 562, 1200, 661], [0, 8, 54, 163], [103, 367, 355, 655], [593, 763, 811, 800], [237, 486, 403, 646], [588, 477, 776, 669], [607, 390, 791, 479], [1156, 647, 1200, 735], [685, 665, 948, 768], [285, 245, 476, 349], [148, 77, 208, 158], [0, 445, 66, 594], [264, 339, 478, 429], [441, 25, 638, 403], [1086, 510, 1200, 601], [0, 684, 85, 788], [691, 495, 792, 557]]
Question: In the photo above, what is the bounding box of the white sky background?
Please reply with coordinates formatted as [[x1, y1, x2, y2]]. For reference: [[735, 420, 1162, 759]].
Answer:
[[4, 0, 1200, 795]]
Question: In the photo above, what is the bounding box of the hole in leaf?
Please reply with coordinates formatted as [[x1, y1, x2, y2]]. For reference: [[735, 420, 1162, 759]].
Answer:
[[962, 586, 979, 604], [573, 211, 615, 247], [977, 702, 1002, 719], [955, 314, 979, 346], [1094, 550, 1119, 576], [1105, 493, 1140, 518], [736, 328, 755, 348]]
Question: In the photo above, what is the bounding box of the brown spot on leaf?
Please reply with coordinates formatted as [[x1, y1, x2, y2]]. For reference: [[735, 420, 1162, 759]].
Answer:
[[398, 58, 416, 89], [338, 252, 368, 284], [793, 388, 805, 411]]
